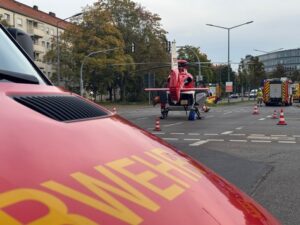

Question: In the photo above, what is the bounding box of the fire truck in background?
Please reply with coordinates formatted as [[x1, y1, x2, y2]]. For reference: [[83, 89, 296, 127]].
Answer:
[[263, 77, 293, 106], [292, 82, 300, 103]]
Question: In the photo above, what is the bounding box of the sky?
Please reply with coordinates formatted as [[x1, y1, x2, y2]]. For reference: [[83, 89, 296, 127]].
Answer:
[[19, 0, 300, 70]]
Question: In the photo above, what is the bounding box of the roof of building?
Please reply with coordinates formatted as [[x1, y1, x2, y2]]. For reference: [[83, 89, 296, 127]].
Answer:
[[0, 0, 72, 29]]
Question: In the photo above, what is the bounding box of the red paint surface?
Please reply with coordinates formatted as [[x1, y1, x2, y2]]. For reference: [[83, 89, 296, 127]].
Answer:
[[0, 83, 281, 224]]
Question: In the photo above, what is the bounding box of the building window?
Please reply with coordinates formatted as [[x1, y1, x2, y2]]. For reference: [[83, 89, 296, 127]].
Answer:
[[46, 42, 50, 49], [46, 28, 49, 34], [17, 18, 23, 27], [3, 13, 10, 22]]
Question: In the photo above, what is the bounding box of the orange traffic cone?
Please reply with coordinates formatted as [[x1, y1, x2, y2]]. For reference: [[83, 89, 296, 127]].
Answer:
[[277, 109, 287, 125], [154, 117, 161, 131], [112, 107, 117, 114], [252, 104, 259, 115], [272, 110, 277, 119]]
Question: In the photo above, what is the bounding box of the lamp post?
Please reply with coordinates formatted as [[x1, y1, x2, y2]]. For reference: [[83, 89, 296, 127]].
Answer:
[[206, 21, 253, 102], [80, 48, 119, 96], [253, 48, 283, 54], [56, 12, 82, 86]]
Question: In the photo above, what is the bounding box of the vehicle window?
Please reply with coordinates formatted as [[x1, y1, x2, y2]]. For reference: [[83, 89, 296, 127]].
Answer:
[[0, 28, 46, 84]]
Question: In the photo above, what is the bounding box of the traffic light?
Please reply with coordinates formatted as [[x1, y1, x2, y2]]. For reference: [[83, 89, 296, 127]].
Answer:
[[166, 41, 171, 52], [131, 42, 135, 53]]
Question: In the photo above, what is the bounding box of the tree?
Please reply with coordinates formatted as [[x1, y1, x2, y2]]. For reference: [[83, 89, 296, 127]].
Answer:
[[177, 46, 214, 84], [270, 64, 285, 79], [239, 56, 266, 90]]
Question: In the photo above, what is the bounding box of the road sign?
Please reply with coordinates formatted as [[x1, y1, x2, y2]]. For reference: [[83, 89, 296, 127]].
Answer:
[[226, 82, 233, 93]]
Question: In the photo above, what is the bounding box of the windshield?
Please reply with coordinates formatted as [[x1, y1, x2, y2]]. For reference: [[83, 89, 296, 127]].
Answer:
[[0, 27, 46, 84]]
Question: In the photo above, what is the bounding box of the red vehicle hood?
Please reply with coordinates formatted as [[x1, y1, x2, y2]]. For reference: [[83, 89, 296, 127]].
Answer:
[[0, 83, 280, 225]]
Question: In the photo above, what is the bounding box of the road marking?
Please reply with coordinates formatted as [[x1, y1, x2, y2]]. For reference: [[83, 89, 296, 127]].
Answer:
[[207, 139, 224, 142], [230, 133, 246, 136], [152, 132, 165, 135], [221, 131, 233, 135], [204, 133, 219, 136], [224, 111, 233, 115], [170, 132, 185, 135], [188, 133, 200, 136], [267, 115, 272, 118], [163, 122, 183, 127], [278, 141, 296, 144], [250, 134, 266, 136], [293, 135, 300, 138], [190, 140, 209, 146], [236, 127, 243, 130], [271, 135, 287, 137], [162, 138, 179, 141], [251, 140, 272, 143], [259, 118, 266, 121], [184, 138, 201, 141], [230, 140, 248, 143], [248, 136, 271, 140]]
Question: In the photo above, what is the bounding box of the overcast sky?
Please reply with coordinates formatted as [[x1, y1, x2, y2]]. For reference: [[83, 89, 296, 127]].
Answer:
[[19, 0, 300, 69]]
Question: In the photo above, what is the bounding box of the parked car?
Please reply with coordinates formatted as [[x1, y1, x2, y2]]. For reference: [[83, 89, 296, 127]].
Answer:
[[249, 89, 258, 98], [230, 93, 239, 98]]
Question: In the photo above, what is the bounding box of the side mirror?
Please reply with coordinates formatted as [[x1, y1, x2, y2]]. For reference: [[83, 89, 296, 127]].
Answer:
[[7, 28, 34, 60]]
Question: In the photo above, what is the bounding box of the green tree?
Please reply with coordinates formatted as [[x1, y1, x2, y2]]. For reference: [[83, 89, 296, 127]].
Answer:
[[177, 46, 214, 84], [239, 56, 266, 90]]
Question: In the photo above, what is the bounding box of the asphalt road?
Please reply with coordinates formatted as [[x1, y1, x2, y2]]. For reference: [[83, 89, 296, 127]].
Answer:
[[112, 101, 300, 225]]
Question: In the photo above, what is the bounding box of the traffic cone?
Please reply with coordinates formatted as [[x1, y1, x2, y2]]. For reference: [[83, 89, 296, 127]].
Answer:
[[277, 109, 287, 125], [154, 117, 161, 131], [272, 110, 277, 119], [252, 104, 259, 115], [112, 107, 117, 114]]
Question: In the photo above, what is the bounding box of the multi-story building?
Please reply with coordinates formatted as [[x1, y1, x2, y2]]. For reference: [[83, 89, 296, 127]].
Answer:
[[0, 0, 70, 80], [257, 49, 300, 73]]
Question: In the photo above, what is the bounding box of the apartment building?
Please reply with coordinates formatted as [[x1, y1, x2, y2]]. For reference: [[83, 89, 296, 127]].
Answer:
[[0, 0, 70, 80]]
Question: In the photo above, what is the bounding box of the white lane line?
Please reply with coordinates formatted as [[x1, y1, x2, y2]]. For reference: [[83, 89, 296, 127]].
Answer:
[[250, 134, 266, 136], [152, 132, 165, 135], [204, 133, 219, 136], [221, 131, 233, 135], [230, 133, 246, 136], [251, 140, 272, 143], [162, 138, 179, 141], [271, 135, 287, 137], [248, 136, 271, 140], [224, 111, 233, 115], [259, 118, 266, 121], [190, 140, 209, 146], [236, 127, 243, 130], [207, 139, 224, 142], [230, 140, 248, 143], [278, 141, 296, 144], [188, 133, 200, 136], [267, 115, 272, 118], [163, 122, 183, 127], [170, 132, 185, 135], [184, 138, 201, 141], [293, 135, 300, 138], [136, 117, 147, 120]]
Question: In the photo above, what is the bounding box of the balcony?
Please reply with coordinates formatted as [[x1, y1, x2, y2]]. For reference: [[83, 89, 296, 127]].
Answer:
[[27, 27, 44, 38], [33, 44, 45, 54]]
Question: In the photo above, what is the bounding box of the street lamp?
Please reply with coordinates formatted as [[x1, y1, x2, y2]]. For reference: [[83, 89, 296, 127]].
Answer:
[[206, 21, 253, 101], [80, 48, 119, 96], [253, 48, 283, 54], [56, 12, 83, 86]]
